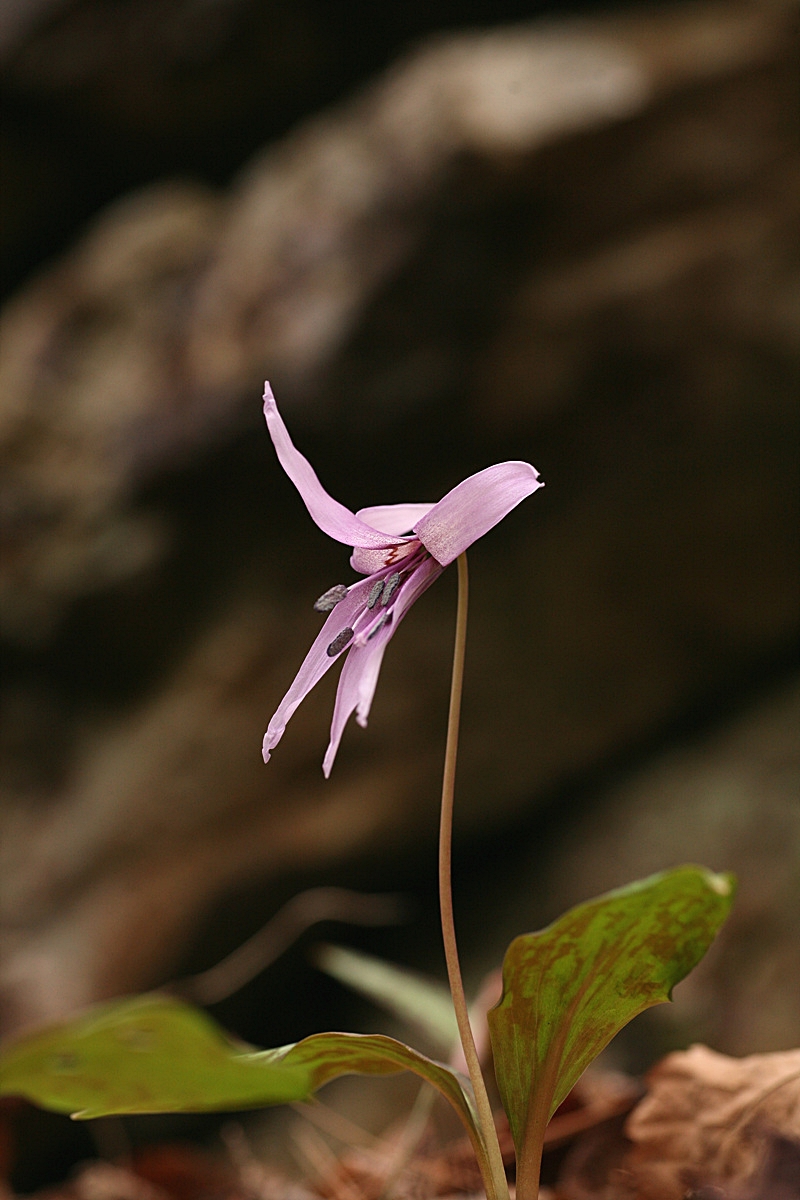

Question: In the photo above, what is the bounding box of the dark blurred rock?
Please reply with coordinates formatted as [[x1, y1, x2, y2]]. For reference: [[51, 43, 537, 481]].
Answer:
[[0, 1, 798, 1036], [0, 0, 584, 298]]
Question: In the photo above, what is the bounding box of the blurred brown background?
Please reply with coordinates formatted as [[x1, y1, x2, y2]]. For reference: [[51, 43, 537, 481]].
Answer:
[[0, 0, 799, 1183]]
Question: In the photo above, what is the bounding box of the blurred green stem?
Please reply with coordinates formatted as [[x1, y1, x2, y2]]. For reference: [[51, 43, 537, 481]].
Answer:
[[438, 553, 510, 1200]]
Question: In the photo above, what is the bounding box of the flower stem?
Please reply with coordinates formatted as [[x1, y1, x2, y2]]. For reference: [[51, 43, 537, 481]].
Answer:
[[439, 553, 510, 1200]]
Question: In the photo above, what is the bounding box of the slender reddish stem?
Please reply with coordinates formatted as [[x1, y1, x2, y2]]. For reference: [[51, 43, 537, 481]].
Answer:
[[438, 553, 510, 1200]]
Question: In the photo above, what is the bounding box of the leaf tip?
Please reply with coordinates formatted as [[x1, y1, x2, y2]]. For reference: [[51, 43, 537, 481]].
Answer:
[[707, 871, 736, 898]]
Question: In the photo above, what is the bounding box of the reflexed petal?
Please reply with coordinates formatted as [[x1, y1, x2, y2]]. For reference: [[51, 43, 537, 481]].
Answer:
[[356, 644, 387, 727], [322, 637, 389, 778], [262, 578, 373, 763], [414, 461, 542, 566], [356, 503, 436, 536], [263, 384, 390, 550]]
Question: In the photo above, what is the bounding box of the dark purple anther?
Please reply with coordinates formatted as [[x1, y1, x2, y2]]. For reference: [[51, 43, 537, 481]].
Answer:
[[326, 627, 355, 656], [314, 584, 348, 613], [367, 580, 384, 609], [380, 572, 401, 607]]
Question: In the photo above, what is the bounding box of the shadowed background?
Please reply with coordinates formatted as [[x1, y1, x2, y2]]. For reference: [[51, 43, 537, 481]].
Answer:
[[0, 0, 798, 1185]]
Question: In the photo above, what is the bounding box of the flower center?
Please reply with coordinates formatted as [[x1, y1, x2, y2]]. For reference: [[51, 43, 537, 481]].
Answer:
[[318, 546, 430, 657]]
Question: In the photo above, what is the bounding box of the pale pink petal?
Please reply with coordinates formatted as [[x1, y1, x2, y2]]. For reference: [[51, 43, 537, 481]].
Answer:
[[355, 643, 388, 727], [263, 383, 390, 550], [322, 637, 389, 778], [350, 539, 419, 575], [356, 503, 436, 536], [414, 461, 542, 566], [262, 578, 372, 763], [320, 556, 443, 775], [390, 555, 444, 623]]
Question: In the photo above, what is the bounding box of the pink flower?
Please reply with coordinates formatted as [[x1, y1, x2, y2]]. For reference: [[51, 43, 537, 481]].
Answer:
[[262, 383, 543, 775]]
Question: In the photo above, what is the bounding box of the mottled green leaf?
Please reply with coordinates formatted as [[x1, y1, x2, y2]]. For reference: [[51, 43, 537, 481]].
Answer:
[[0, 995, 307, 1117], [315, 943, 458, 1052], [0, 993, 485, 1168], [487, 865, 734, 1174]]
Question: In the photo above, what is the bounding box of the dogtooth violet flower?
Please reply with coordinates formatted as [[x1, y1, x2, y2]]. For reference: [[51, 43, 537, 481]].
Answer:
[[261, 383, 543, 776]]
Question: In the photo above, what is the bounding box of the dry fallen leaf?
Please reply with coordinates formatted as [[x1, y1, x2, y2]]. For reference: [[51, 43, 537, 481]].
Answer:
[[623, 1045, 800, 1199]]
